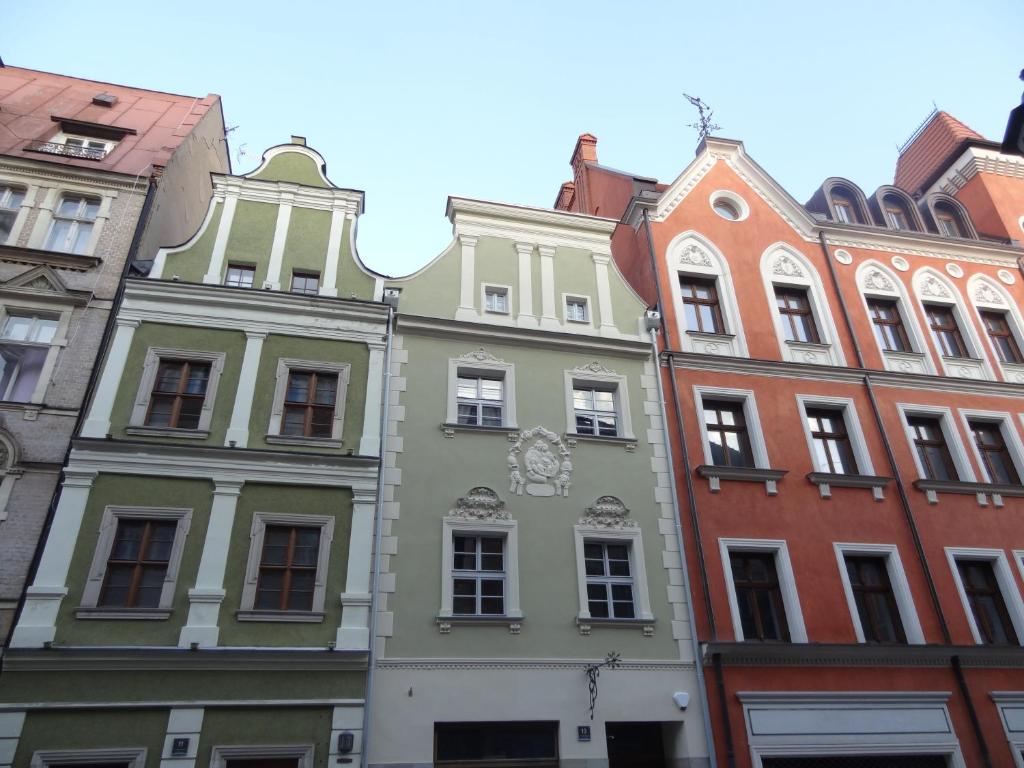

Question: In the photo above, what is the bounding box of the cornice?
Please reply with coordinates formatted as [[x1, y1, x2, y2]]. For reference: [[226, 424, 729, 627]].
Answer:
[[211, 173, 364, 214], [925, 145, 1024, 199], [820, 226, 1023, 266], [447, 197, 615, 253], [708, 641, 1024, 668], [2, 646, 367, 672], [0, 156, 142, 192], [397, 314, 651, 357], [0, 244, 101, 271], [737, 690, 952, 705], [376, 657, 692, 672]]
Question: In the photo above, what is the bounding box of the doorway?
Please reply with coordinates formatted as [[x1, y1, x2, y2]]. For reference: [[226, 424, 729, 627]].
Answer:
[[606, 722, 666, 768]]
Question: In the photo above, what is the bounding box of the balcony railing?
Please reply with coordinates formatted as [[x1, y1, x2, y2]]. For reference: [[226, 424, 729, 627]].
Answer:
[[25, 140, 106, 160]]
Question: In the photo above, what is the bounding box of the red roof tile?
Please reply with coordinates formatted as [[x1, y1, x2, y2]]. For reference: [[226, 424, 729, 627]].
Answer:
[[894, 111, 984, 195]]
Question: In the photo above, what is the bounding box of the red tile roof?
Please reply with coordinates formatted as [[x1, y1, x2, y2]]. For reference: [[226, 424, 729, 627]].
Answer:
[[0, 66, 221, 176], [894, 111, 984, 195]]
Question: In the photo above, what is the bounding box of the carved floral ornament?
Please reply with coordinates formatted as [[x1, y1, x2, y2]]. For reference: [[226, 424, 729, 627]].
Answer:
[[862, 269, 896, 293], [448, 487, 510, 521], [579, 496, 637, 529], [508, 426, 572, 498], [458, 348, 506, 365], [771, 253, 806, 279], [918, 274, 953, 300], [974, 282, 1005, 306], [573, 361, 617, 376], [678, 243, 713, 268]]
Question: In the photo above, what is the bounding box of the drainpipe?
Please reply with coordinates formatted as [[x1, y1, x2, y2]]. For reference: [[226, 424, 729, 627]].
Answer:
[[647, 323, 718, 768], [360, 298, 395, 768]]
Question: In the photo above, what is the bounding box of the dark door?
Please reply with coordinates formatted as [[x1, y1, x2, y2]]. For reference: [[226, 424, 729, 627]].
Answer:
[[606, 722, 665, 768]]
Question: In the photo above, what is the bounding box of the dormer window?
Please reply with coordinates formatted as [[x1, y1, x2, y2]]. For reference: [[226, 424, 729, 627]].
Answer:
[[930, 199, 975, 239], [883, 196, 912, 230], [26, 117, 136, 161], [831, 188, 861, 224]]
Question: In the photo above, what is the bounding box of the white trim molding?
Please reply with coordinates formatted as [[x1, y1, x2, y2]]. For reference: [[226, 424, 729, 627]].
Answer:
[[210, 744, 314, 768], [856, 260, 934, 375], [563, 362, 634, 441], [445, 349, 517, 429], [913, 266, 992, 381], [992, 691, 1024, 768], [266, 358, 351, 448], [967, 273, 1024, 385], [945, 546, 1024, 647], [957, 408, 1024, 487], [896, 403, 976, 491], [719, 538, 807, 643], [31, 748, 147, 768], [832, 542, 925, 644], [127, 347, 227, 438], [440, 512, 521, 623], [573, 517, 654, 624], [693, 386, 771, 469]]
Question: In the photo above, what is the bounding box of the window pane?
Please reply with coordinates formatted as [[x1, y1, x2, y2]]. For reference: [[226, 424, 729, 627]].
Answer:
[[0, 345, 47, 402], [573, 389, 593, 410], [593, 391, 615, 411], [480, 379, 503, 400], [45, 218, 72, 251], [314, 375, 337, 405], [176, 397, 203, 429], [71, 222, 93, 254], [457, 377, 478, 398], [286, 373, 311, 403], [280, 407, 306, 435], [185, 364, 210, 395]]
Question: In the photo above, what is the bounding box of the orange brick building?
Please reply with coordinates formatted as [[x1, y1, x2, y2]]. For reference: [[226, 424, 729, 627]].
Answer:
[[557, 112, 1024, 768]]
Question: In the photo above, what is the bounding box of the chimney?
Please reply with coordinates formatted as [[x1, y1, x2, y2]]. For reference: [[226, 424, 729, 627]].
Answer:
[[555, 182, 576, 212], [290, 135, 307, 146], [569, 133, 598, 214]]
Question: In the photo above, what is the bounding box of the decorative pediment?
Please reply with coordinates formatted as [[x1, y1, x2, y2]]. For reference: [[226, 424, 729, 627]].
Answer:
[[974, 282, 1005, 306], [862, 269, 896, 293], [573, 361, 618, 376], [457, 348, 506, 365], [918, 274, 952, 300], [678, 243, 712, 268], [770, 253, 805, 279], [448, 487, 510, 521], [2, 265, 68, 294], [579, 496, 637, 529]]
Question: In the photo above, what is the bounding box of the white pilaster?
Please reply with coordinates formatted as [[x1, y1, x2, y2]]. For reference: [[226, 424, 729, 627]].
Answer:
[[319, 204, 349, 297], [264, 187, 295, 290], [225, 332, 266, 448], [179, 479, 244, 648], [336, 489, 376, 649], [515, 242, 537, 327], [0, 711, 25, 768], [160, 708, 204, 768], [454, 235, 477, 321], [538, 245, 558, 330], [202, 188, 239, 285], [330, 705, 364, 766], [359, 343, 386, 456], [592, 252, 617, 334], [10, 471, 97, 647], [81, 318, 139, 438], [26, 187, 56, 249], [84, 193, 114, 256]]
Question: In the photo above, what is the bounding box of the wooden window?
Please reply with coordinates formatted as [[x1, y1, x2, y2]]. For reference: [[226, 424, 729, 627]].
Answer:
[[729, 552, 790, 641], [774, 287, 820, 343], [934, 204, 964, 237], [99, 518, 178, 608], [832, 190, 859, 224], [573, 387, 618, 437], [145, 360, 211, 429], [457, 376, 503, 427], [281, 370, 337, 437], [845, 556, 906, 643], [254, 524, 321, 611], [224, 264, 255, 288], [45, 195, 99, 254], [290, 270, 319, 295], [806, 407, 858, 474], [884, 196, 911, 230], [956, 560, 1019, 645], [970, 421, 1020, 485], [703, 399, 754, 467], [0, 185, 25, 244], [452, 535, 505, 615], [680, 277, 725, 334], [868, 298, 912, 353], [907, 416, 958, 481], [925, 304, 969, 358], [981, 311, 1023, 364], [584, 541, 634, 619]]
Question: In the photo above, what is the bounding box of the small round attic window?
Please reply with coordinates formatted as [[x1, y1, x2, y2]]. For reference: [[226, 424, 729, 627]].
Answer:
[[709, 190, 749, 222]]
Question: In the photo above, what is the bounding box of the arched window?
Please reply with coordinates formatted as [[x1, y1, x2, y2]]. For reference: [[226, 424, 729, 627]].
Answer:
[[830, 186, 861, 224], [969, 275, 1024, 383], [856, 261, 933, 374], [913, 268, 991, 381], [883, 194, 916, 231], [926, 196, 976, 240]]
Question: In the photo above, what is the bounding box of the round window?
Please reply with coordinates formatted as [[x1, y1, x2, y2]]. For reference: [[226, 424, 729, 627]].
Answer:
[[709, 191, 749, 222], [713, 199, 740, 220]]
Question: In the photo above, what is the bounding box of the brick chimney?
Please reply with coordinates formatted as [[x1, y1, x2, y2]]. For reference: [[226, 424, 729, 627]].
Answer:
[[554, 181, 576, 212], [569, 133, 598, 214]]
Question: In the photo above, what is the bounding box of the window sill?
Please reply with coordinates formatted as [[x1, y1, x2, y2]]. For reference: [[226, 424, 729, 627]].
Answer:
[[75, 607, 172, 620], [264, 434, 343, 449], [576, 616, 655, 637], [806, 472, 892, 501], [784, 339, 836, 366], [565, 433, 637, 451], [696, 465, 788, 496], [940, 355, 989, 381], [441, 423, 519, 439], [236, 610, 325, 623], [913, 478, 1024, 507], [685, 330, 740, 356], [126, 426, 210, 440], [436, 614, 523, 634]]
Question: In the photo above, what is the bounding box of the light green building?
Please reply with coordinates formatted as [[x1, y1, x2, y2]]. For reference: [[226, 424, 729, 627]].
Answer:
[[1, 139, 389, 768], [369, 199, 710, 767]]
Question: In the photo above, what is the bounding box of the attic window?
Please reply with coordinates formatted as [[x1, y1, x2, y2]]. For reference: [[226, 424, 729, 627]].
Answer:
[[92, 93, 118, 108], [25, 117, 136, 161]]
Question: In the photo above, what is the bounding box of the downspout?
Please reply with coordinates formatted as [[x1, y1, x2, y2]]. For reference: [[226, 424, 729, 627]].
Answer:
[[642, 209, 729, 767], [360, 299, 395, 768]]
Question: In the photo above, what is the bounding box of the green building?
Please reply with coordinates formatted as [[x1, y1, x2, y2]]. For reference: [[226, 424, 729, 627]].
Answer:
[[2, 138, 389, 768]]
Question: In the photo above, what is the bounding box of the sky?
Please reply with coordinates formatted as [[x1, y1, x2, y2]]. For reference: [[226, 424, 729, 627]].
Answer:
[[3, 0, 1021, 277]]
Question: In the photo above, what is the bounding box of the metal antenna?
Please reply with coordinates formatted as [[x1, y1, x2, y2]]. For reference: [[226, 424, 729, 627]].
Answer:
[[684, 94, 721, 140]]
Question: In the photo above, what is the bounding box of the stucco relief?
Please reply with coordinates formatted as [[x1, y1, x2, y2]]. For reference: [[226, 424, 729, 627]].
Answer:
[[863, 269, 895, 293], [508, 426, 572, 497], [579, 496, 637, 529], [573, 361, 617, 376], [678, 243, 712, 268], [974, 283, 1005, 306], [448, 486, 510, 521], [457, 347, 506, 365], [770, 254, 805, 279], [919, 275, 952, 300]]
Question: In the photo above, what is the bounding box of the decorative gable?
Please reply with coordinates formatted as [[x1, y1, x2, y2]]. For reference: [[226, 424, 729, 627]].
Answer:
[[2, 265, 69, 294]]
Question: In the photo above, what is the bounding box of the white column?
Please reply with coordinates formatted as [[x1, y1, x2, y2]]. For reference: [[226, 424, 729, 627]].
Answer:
[[454, 235, 477, 321], [359, 343, 386, 456], [81, 318, 139, 438], [319, 204, 349, 297], [515, 242, 537, 327], [0, 711, 25, 768], [592, 253, 617, 334], [179, 479, 243, 648], [10, 471, 96, 647], [225, 332, 266, 448], [160, 708, 204, 768], [202, 188, 239, 285], [264, 187, 295, 290], [538, 245, 558, 330], [337, 489, 376, 649]]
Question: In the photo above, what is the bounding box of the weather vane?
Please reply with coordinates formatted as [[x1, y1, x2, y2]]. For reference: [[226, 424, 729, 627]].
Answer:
[[684, 93, 720, 140]]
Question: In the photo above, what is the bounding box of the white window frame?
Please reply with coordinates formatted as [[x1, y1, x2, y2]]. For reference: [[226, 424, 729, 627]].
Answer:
[[445, 352, 517, 429], [573, 524, 653, 622], [666, 231, 748, 357], [968, 274, 1024, 383], [957, 408, 1024, 484], [693, 386, 770, 468], [913, 267, 992, 380], [440, 517, 521, 619], [833, 542, 925, 644], [856, 260, 934, 375], [0, 307, 69, 404], [562, 293, 592, 326], [795, 395, 875, 476], [454, 375, 505, 428], [482, 283, 511, 315], [210, 745, 314, 768], [719, 537, 808, 642], [238, 511, 336, 621], [760, 243, 846, 367], [0, 182, 29, 245], [78, 506, 193, 618], [44, 193, 101, 255], [31, 748, 147, 768], [945, 546, 1024, 646], [224, 262, 256, 288], [266, 358, 351, 447], [563, 367, 634, 440], [127, 347, 227, 438], [896, 403, 975, 483]]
